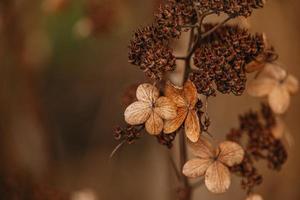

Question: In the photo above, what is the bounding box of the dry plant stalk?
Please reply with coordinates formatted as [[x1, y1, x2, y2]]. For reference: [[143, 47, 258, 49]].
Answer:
[[113, 0, 299, 199]]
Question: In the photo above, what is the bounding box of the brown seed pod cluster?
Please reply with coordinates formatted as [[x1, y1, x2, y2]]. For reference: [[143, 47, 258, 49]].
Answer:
[[193, 0, 266, 17], [128, 0, 197, 80], [156, 132, 177, 149], [192, 24, 265, 96], [113, 125, 144, 144], [226, 104, 287, 193]]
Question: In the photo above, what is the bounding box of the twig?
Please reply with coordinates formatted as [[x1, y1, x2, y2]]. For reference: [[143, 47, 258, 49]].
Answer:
[[168, 151, 181, 182], [201, 16, 232, 39], [109, 140, 126, 158]]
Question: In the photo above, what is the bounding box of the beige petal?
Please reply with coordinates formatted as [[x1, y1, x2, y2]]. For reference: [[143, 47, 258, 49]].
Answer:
[[205, 161, 231, 194], [182, 158, 213, 178], [136, 83, 159, 103], [185, 110, 200, 142], [245, 60, 265, 73], [246, 194, 263, 200], [188, 138, 215, 159], [154, 97, 177, 120], [261, 63, 287, 81], [284, 74, 299, 94], [272, 117, 285, 139], [247, 77, 277, 97], [165, 81, 186, 107], [183, 79, 198, 108], [124, 101, 152, 125], [145, 111, 163, 135], [268, 85, 290, 114], [163, 107, 188, 134], [217, 141, 244, 167]]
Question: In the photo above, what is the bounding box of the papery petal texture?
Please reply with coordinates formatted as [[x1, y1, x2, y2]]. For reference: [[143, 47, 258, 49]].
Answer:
[[165, 82, 186, 107], [182, 158, 213, 178], [218, 141, 244, 167], [136, 83, 159, 103], [183, 80, 198, 108], [145, 111, 163, 135], [284, 74, 299, 94], [154, 97, 177, 120], [185, 110, 200, 142], [188, 138, 215, 159], [163, 107, 188, 134], [124, 101, 152, 125], [205, 161, 231, 194]]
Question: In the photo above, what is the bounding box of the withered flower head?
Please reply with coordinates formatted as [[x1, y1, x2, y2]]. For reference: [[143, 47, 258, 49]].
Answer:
[[247, 63, 299, 114], [192, 24, 265, 96], [246, 194, 263, 200], [194, 0, 266, 17], [124, 83, 177, 135], [183, 138, 244, 193], [163, 80, 201, 142]]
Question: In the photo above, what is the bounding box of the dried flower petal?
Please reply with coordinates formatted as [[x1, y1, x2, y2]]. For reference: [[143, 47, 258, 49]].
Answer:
[[268, 85, 290, 114], [124, 101, 152, 125], [246, 194, 263, 200], [261, 63, 286, 80], [247, 77, 276, 97], [165, 81, 186, 107], [188, 138, 214, 159], [272, 117, 285, 139], [182, 158, 213, 178], [154, 97, 177, 120], [217, 141, 245, 167], [145, 111, 163, 135], [136, 83, 159, 103], [163, 107, 188, 134], [205, 161, 231, 194], [185, 110, 200, 142], [183, 80, 198, 108], [284, 74, 299, 94]]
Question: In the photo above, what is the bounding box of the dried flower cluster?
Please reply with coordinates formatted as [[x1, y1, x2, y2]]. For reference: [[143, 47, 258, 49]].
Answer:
[[194, 0, 266, 17], [114, 0, 298, 199], [227, 104, 288, 193], [192, 24, 265, 96]]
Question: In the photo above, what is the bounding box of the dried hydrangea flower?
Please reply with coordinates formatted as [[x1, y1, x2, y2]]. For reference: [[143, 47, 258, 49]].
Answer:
[[271, 117, 285, 139], [246, 194, 263, 200], [124, 83, 177, 135], [163, 80, 201, 142], [182, 138, 245, 193], [247, 63, 299, 114]]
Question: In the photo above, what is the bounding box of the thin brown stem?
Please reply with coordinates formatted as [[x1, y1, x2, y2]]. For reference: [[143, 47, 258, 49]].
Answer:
[[201, 16, 232, 39]]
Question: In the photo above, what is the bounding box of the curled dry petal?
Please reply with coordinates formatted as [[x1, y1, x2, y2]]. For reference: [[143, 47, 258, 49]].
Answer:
[[136, 83, 159, 103], [185, 110, 200, 142], [205, 161, 231, 194], [183, 80, 198, 108], [284, 74, 299, 94], [268, 85, 290, 114], [163, 107, 188, 134], [182, 158, 213, 178], [261, 63, 287, 81], [246, 194, 263, 200], [124, 101, 152, 125], [247, 77, 276, 97], [165, 81, 186, 107], [154, 97, 177, 120], [188, 138, 214, 159], [145, 111, 163, 135], [217, 141, 244, 167]]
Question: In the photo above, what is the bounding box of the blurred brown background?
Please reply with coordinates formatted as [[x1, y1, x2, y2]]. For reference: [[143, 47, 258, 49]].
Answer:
[[0, 0, 299, 199]]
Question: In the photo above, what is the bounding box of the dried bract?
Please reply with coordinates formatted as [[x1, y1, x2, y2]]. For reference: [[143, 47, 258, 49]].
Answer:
[[183, 138, 244, 193], [247, 63, 299, 114], [163, 80, 201, 142], [124, 83, 177, 135]]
